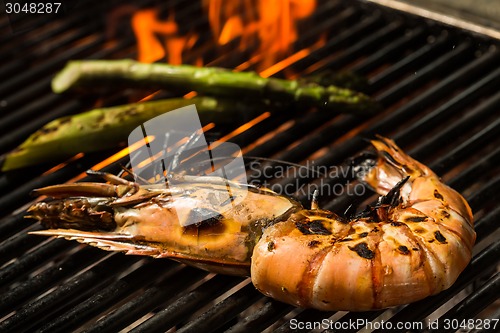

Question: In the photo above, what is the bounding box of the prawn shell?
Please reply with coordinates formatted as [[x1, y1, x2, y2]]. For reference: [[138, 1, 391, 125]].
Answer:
[[251, 217, 445, 311], [251, 137, 475, 311]]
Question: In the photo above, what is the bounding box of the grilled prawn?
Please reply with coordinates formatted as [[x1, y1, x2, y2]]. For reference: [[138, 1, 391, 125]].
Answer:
[[27, 137, 475, 311]]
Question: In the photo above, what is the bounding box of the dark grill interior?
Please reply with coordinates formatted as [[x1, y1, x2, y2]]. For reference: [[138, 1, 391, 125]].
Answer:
[[1, 0, 499, 332]]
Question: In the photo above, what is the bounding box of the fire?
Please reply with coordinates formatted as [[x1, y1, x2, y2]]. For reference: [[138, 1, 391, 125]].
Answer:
[[131, 1, 316, 70], [131, 9, 189, 64], [206, 0, 316, 70]]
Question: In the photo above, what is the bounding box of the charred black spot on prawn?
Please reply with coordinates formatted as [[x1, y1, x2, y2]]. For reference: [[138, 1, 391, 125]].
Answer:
[[308, 240, 321, 248], [404, 216, 427, 223], [295, 220, 332, 235], [337, 238, 353, 243], [397, 245, 410, 255], [309, 220, 332, 235], [441, 210, 451, 219], [182, 208, 225, 236], [348, 242, 375, 259], [434, 231, 447, 244], [434, 189, 444, 200], [391, 221, 405, 227], [295, 221, 312, 235]]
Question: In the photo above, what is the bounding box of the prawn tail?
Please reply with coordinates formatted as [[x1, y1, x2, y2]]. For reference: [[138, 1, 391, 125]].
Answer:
[[356, 136, 434, 196], [29, 229, 163, 256]]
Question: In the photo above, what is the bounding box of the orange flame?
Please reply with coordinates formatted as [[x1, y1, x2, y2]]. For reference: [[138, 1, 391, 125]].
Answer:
[[205, 0, 316, 70], [132, 9, 195, 64], [131, 1, 316, 70]]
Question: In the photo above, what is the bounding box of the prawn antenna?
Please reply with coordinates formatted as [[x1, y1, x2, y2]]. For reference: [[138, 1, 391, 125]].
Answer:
[[311, 190, 320, 210], [118, 164, 149, 184]]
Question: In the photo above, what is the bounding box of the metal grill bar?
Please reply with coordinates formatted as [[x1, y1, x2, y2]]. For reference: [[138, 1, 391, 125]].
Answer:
[[175, 282, 261, 333], [314, 46, 499, 167], [0, 254, 139, 332], [0, 223, 42, 265], [306, 20, 403, 73], [36, 260, 173, 333], [0, 238, 71, 286], [350, 26, 426, 75], [83, 266, 208, 333], [474, 205, 500, 244], [394, 68, 500, 148], [437, 272, 500, 326], [0, 247, 105, 317], [129, 275, 245, 333], [366, 31, 450, 92], [224, 301, 293, 333]]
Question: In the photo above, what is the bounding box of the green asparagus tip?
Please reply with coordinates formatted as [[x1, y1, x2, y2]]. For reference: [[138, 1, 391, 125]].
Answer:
[[52, 61, 81, 93]]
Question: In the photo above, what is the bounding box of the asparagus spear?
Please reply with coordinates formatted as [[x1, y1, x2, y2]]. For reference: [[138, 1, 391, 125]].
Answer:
[[52, 60, 380, 114], [300, 70, 369, 92], [1, 96, 261, 172]]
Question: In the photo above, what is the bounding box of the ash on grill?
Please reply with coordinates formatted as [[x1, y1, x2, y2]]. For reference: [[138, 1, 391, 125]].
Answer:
[[0, 0, 499, 332]]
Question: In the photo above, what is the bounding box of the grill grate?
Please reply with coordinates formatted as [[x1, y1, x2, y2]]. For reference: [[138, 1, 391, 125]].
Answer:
[[0, 0, 499, 332]]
